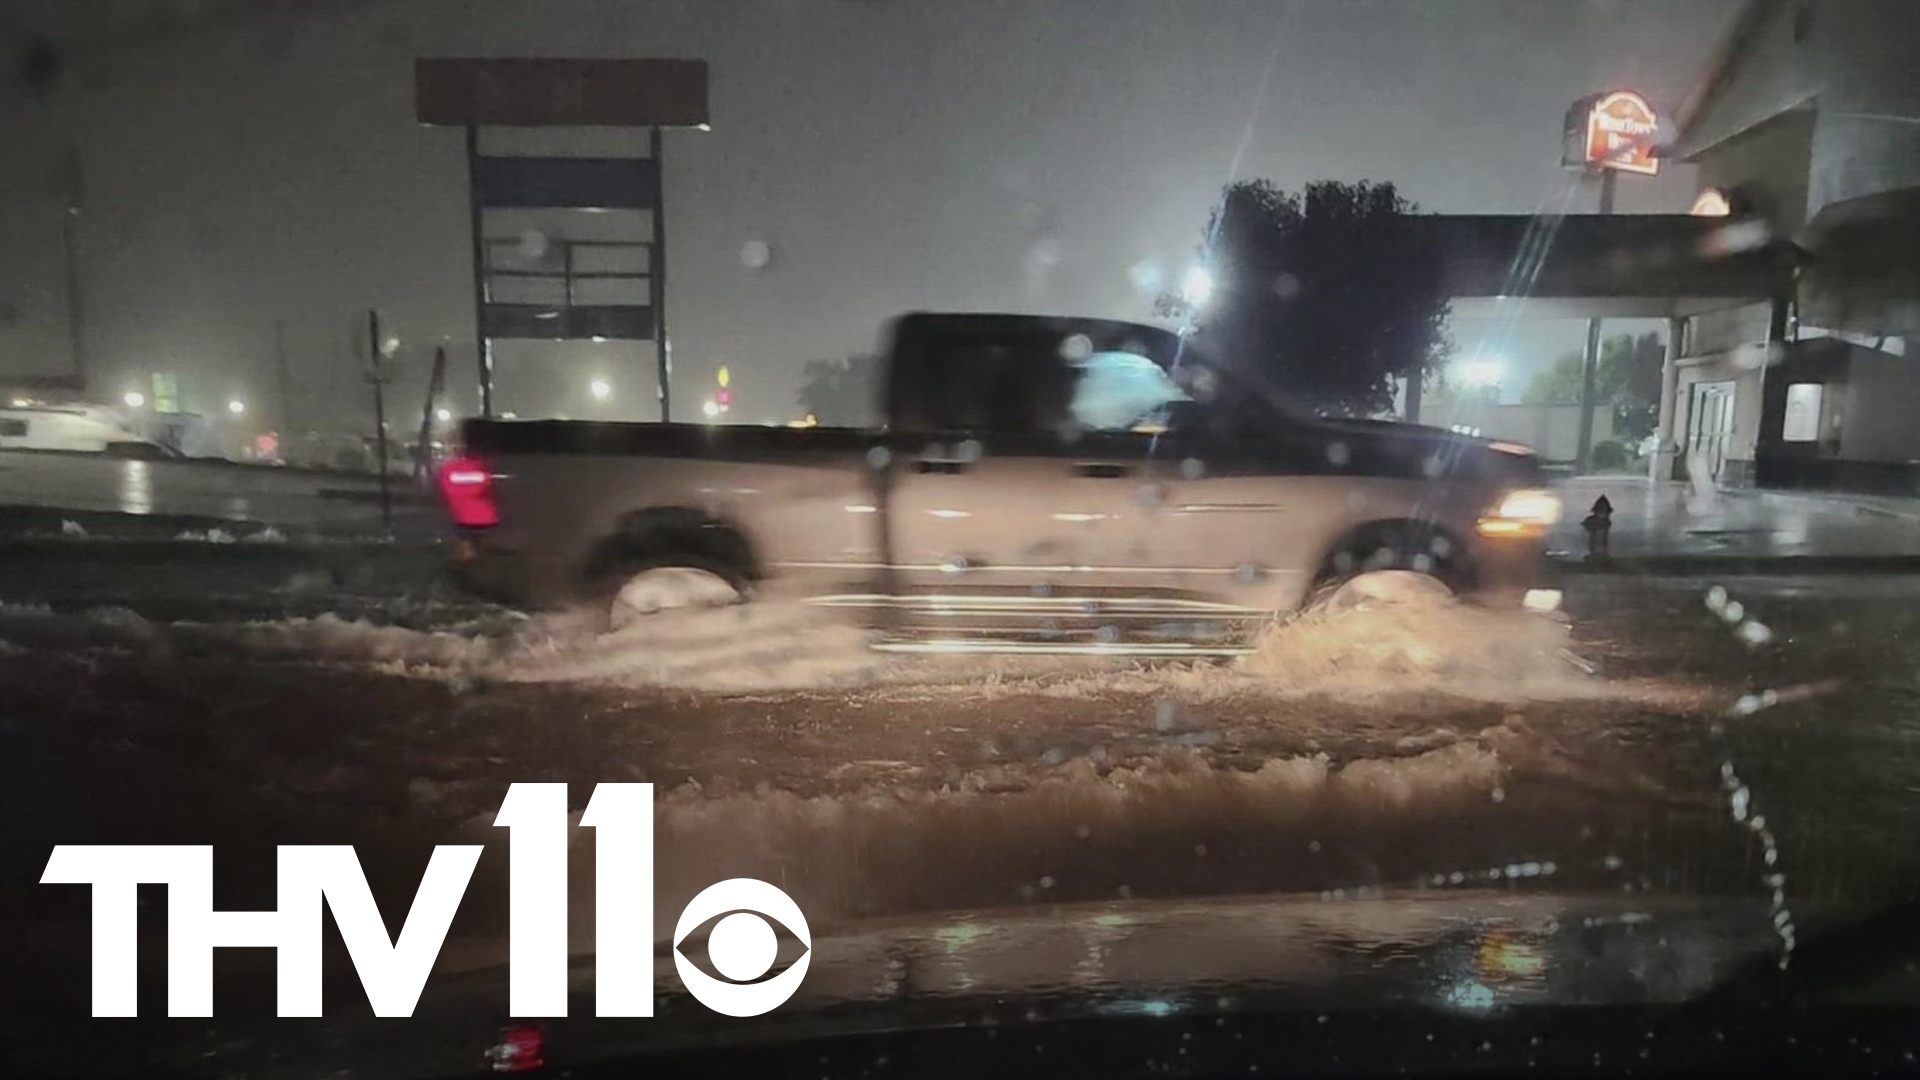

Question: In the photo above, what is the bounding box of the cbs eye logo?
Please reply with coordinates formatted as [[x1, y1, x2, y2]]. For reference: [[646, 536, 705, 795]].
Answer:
[[672, 878, 812, 1016]]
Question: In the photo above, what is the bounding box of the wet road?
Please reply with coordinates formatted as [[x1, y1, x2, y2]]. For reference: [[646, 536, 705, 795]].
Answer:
[[0, 450, 432, 536], [1, 547, 1918, 1074]]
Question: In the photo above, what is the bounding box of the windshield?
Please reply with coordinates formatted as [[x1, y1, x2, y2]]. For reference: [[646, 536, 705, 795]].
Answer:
[[9, 1, 1920, 1076]]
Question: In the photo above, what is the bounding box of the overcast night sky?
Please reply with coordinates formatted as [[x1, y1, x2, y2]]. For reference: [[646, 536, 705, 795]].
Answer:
[[0, 0, 1743, 427]]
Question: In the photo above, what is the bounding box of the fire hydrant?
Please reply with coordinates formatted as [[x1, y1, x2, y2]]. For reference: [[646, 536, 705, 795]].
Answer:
[[1582, 494, 1613, 560]]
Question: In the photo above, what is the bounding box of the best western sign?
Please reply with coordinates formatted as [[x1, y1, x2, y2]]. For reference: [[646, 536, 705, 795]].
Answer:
[[1563, 90, 1661, 176]]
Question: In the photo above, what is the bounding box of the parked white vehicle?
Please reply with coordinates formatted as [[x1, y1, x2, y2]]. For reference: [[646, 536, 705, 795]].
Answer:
[[0, 404, 176, 457]]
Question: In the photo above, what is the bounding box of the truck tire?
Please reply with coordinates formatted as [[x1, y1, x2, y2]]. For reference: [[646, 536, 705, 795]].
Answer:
[[579, 511, 759, 631], [601, 561, 744, 632], [1305, 568, 1453, 616], [1305, 521, 1464, 616]]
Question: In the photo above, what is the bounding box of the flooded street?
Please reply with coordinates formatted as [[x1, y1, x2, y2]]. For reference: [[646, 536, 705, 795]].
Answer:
[[0, 540, 1917, 1074]]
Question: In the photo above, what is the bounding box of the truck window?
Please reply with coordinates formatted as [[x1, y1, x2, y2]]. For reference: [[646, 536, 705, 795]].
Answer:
[[896, 335, 1191, 439], [0, 418, 28, 437], [1067, 351, 1192, 433]]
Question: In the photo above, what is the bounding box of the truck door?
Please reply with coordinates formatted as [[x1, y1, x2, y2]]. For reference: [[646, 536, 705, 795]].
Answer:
[[881, 350, 1101, 594], [1123, 428, 1335, 624], [877, 319, 1193, 647]]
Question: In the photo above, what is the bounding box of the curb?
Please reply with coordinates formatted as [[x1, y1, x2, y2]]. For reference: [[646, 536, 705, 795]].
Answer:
[[0, 504, 262, 539], [0, 505, 444, 546], [1743, 489, 1920, 524], [1550, 553, 1920, 575]]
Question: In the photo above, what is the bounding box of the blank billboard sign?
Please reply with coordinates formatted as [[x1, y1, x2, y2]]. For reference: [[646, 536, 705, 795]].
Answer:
[[415, 58, 709, 128]]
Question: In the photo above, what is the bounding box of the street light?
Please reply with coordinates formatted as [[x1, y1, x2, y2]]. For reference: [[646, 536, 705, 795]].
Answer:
[[123, 391, 145, 408], [1181, 266, 1215, 308], [1457, 357, 1505, 389], [589, 377, 611, 401], [227, 399, 246, 415], [435, 407, 453, 423], [701, 398, 721, 420]]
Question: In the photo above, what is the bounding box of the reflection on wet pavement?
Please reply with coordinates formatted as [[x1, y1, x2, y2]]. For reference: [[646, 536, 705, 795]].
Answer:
[[115, 460, 152, 515], [1549, 476, 1920, 558], [0, 450, 409, 530]]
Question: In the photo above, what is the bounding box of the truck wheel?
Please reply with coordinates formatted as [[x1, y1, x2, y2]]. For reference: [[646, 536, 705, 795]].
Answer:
[[1305, 568, 1453, 616], [605, 565, 743, 631], [1305, 522, 1463, 616]]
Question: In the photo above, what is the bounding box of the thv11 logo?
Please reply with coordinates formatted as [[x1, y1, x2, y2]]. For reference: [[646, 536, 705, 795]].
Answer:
[[40, 782, 810, 1018]]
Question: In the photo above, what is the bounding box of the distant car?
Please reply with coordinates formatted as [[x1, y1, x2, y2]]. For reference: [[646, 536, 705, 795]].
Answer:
[[0, 404, 174, 457]]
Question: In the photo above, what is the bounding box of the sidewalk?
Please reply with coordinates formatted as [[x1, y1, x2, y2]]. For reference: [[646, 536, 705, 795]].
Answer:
[[1546, 474, 1920, 574]]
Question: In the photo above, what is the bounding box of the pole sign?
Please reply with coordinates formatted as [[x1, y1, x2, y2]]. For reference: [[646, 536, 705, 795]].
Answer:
[[1563, 90, 1661, 176]]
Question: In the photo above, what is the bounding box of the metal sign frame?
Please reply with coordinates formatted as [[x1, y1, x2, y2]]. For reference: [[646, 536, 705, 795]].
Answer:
[[415, 59, 710, 421]]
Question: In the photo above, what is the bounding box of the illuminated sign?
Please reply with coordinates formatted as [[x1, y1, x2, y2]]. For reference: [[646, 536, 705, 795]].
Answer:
[[1563, 90, 1661, 176]]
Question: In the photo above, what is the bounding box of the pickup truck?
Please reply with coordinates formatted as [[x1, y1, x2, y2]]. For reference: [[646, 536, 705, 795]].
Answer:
[[440, 312, 1560, 654]]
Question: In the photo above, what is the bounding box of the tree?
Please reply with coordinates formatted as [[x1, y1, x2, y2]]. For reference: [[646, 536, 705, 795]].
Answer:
[[1158, 179, 1452, 417], [796, 354, 881, 427], [1522, 331, 1665, 439]]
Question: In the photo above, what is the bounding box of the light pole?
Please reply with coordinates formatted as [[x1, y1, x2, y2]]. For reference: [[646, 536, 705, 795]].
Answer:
[[1457, 357, 1506, 397], [224, 398, 248, 461], [1181, 266, 1214, 310], [366, 309, 395, 530]]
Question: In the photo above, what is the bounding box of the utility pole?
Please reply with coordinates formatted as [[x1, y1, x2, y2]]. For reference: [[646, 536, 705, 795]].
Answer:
[[366, 308, 393, 530], [273, 318, 294, 439], [58, 148, 87, 392], [650, 126, 672, 422], [1574, 168, 1617, 474], [417, 344, 448, 483]]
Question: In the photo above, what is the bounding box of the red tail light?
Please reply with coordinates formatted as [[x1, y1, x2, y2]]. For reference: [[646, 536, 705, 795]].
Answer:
[[483, 1023, 545, 1073], [437, 454, 499, 528]]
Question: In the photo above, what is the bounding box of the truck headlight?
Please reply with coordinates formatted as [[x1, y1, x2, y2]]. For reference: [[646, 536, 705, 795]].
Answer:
[[1477, 488, 1561, 538]]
